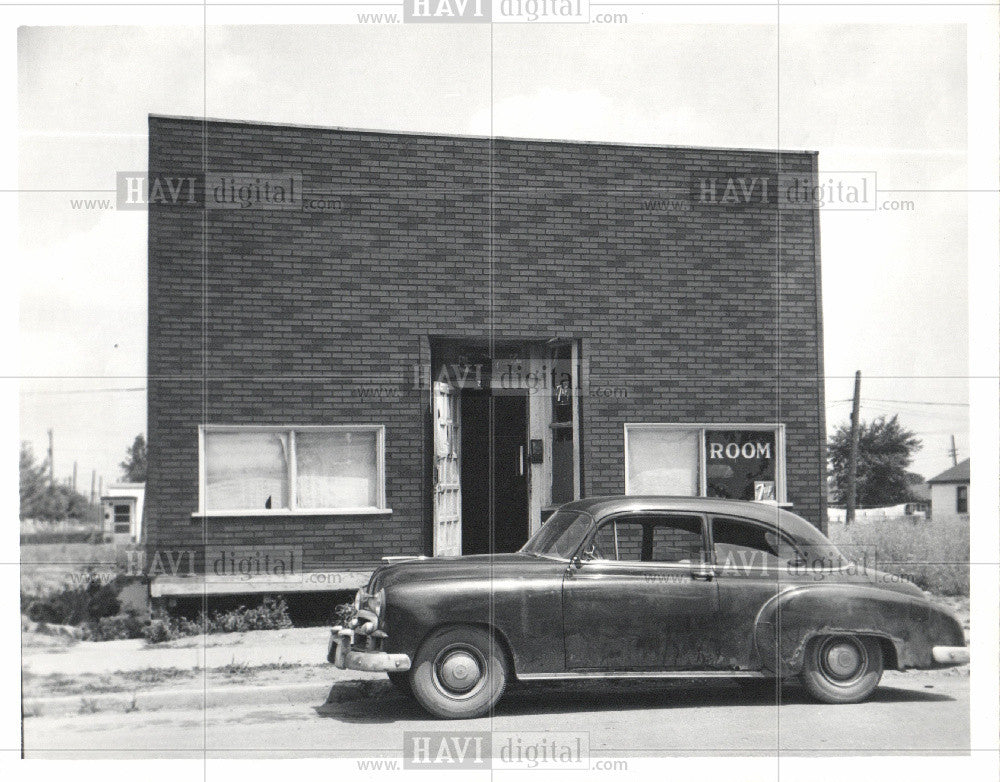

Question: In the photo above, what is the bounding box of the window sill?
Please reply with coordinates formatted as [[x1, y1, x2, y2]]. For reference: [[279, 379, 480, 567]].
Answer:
[[192, 508, 392, 518]]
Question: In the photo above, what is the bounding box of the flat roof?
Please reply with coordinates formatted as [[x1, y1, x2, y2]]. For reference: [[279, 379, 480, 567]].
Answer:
[[149, 113, 819, 157]]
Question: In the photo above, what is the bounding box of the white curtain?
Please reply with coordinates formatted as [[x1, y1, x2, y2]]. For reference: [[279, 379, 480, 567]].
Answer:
[[626, 428, 699, 496], [296, 430, 377, 509], [205, 431, 289, 511]]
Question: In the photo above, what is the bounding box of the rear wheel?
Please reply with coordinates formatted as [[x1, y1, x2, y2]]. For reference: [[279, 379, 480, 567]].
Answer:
[[800, 634, 883, 704], [410, 625, 508, 719]]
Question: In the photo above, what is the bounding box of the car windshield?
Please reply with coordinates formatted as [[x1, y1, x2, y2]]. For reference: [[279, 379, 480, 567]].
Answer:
[[520, 510, 593, 559]]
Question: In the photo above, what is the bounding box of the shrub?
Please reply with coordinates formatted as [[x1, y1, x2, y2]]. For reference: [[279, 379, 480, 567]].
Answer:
[[142, 598, 294, 644], [829, 516, 970, 596], [84, 612, 147, 642], [142, 618, 174, 644], [21, 575, 122, 626]]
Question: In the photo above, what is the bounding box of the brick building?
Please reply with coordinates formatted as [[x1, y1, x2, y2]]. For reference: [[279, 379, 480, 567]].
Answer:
[[145, 115, 826, 597]]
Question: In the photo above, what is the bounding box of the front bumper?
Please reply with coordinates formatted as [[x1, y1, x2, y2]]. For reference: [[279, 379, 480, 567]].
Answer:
[[328, 627, 411, 672], [931, 646, 970, 666]]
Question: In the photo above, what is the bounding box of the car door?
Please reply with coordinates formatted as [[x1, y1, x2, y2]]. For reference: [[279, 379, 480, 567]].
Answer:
[[561, 512, 721, 671], [710, 514, 804, 671]]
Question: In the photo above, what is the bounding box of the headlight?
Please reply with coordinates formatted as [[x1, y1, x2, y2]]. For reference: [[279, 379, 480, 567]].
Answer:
[[353, 588, 386, 629], [371, 589, 385, 621]]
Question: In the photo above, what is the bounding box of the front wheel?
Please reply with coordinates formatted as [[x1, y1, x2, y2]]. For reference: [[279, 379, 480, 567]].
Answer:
[[800, 634, 883, 704], [410, 625, 508, 719]]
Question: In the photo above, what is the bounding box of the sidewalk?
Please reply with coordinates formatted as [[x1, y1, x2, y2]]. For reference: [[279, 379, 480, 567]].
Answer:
[[23, 626, 333, 676], [23, 625, 389, 717]]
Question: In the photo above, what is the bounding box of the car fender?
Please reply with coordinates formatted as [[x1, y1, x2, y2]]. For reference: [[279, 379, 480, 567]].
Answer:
[[752, 584, 960, 675], [381, 574, 565, 674]]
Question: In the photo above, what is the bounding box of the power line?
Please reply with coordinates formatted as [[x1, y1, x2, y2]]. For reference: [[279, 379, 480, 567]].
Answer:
[[829, 397, 968, 407]]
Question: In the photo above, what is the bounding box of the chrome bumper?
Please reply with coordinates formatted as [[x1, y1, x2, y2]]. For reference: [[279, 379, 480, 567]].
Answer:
[[932, 646, 970, 666], [328, 627, 411, 672]]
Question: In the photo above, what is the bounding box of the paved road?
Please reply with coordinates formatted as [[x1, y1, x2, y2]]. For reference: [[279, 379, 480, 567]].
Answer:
[[23, 672, 969, 759]]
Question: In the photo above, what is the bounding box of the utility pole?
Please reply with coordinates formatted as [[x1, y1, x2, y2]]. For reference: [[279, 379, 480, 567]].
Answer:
[[845, 370, 862, 525], [90, 470, 96, 505], [47, 428, 54, 484], [72, 461, 78, 493], [948, 435, 959, 466]]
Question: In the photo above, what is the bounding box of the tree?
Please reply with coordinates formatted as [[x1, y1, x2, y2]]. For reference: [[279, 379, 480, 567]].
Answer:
[[19, 443, 49, 519], [828, 415, 922, 508], [20, 442, 93, 521], [120, 434, 147, 483]]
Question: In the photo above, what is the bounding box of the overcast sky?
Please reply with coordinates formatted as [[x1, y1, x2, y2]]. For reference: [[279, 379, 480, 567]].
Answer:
[[18, 23, 969, 488]]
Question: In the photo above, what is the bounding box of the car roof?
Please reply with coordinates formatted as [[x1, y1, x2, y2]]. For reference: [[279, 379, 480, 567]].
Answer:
[[557, 495, 830, 545]]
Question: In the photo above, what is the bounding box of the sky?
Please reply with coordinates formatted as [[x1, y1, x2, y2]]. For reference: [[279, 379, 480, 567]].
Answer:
[[17, 23, 970, 489]]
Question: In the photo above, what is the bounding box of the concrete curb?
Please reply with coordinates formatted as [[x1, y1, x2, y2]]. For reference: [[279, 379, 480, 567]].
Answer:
[[24, 680, 335, 718]]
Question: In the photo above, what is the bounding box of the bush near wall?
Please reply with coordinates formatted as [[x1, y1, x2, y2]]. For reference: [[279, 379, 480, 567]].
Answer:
[[828, 516, 970, 596]]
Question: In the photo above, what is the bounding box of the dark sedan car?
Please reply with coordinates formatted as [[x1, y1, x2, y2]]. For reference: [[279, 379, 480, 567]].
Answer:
[[329, 496, 968, 719]]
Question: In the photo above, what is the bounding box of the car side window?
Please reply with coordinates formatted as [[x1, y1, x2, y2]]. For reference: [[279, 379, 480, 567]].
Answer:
[[589, 515, 705, 563], [711, 516, 800, 571]]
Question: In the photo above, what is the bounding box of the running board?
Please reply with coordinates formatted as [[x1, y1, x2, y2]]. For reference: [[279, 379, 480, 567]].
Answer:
[[518, 670, 768, 681]]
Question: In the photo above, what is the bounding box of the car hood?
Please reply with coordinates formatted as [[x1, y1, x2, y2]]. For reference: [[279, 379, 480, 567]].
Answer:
[[369, 552, 560, 591]]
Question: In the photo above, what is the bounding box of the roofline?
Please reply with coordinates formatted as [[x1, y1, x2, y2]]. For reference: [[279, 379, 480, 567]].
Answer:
[[147, 114, 820, 157]]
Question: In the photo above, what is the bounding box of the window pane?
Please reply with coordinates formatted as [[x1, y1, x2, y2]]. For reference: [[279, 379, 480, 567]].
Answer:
[[704, 429, 776, 501], [650, 516, 704, 563], [592, 516, 703, 562], [593, 521, 644, 561], [113, 504, 131, 533], [551, 427, 574, 504], [296, 430, 378, 509], [712, 516, 797, 571], [205, 431, 289, 511], [626, 427, 699, 495]]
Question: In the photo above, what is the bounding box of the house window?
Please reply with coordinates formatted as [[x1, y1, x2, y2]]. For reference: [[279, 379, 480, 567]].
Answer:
[[200, 425, 386, 514], [113, 504, 132, 534], [956, 485, 968, 514], [624, 423, 786, 504]]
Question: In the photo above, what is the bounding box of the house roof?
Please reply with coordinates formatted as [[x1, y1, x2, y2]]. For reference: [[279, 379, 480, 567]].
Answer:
[[928, 459, 970, 484]]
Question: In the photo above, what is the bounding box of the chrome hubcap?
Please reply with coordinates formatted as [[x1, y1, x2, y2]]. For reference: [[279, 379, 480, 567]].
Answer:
[[437, 649, 483, 694], [820, 637, 866, 682]]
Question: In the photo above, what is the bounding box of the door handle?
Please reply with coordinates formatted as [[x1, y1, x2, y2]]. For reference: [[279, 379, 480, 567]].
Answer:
[[518, 445, 525, 476], [691, 569, 714, 581]]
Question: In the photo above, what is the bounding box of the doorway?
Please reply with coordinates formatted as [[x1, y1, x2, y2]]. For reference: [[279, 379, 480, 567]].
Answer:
[[460, 390, 529, 554]]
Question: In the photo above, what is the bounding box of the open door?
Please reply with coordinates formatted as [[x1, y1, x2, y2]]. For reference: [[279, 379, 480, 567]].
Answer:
[[432, 381, 462, 556]]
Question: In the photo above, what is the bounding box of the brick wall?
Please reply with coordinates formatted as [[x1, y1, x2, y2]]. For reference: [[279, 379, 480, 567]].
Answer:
[[147, 116, 827, 570]]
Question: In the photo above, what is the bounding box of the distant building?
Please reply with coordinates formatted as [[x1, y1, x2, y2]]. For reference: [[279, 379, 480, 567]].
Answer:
[[906, 481, 931, 517], [101, 483, 145, 543], [927, 459, 970, 519]]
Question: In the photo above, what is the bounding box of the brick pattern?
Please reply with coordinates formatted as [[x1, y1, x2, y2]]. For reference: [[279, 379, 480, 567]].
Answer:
[[147, 116, 827, 571]]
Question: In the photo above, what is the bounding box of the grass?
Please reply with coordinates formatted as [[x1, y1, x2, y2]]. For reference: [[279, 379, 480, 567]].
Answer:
[[22, 663, 325, 699], [828, 515, 970, 596]]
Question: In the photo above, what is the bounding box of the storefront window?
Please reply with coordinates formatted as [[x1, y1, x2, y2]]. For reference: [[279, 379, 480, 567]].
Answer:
[[201, 426, 385, 514], [704, 429, 777, 501], [625, 427, 700, 495], [624, 424, 785, 503], [297, 430, 379, 509], [204, 430, 290, 511]]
